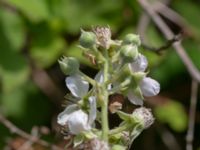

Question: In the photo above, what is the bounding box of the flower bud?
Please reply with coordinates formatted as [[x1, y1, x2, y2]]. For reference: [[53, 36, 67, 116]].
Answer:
[[130, 54, 148, 72], [139, 77, 160, 97], [79, 30, 96, 48], [123, 34, 141, 46], [120, 45, 139, 62], [132, 107, 154, 129], [58, 56, 79, 75]]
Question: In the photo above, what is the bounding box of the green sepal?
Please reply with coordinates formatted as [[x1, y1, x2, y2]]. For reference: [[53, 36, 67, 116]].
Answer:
[[131, 72, 147, 84], [82, 131, 97, 139], [117, 111, 131, 122], [112, 145, 126, 150], [73, 134, 84, 148]]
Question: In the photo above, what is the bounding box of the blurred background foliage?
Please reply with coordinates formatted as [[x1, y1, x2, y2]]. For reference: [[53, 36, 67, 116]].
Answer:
[[0, 0, 200, 149]]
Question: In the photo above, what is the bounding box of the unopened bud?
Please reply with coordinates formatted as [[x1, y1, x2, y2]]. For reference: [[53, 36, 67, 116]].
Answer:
[[58, 57, 79, 75], [123, 34, 141, 46], [79, 30, 96, 48], [132, 107, 154, 129], [140, 77, 160, 97], [130, 54, 148, 72], [120, 45, 139, 62]]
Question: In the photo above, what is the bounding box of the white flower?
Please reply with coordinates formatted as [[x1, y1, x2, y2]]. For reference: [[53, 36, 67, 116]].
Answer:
[[57, 77, 97, 134], [129, 54, 148, 72], [140, 77, 160, 97], [57, 102, 96, 135], [57, 104, 79, 126], [67, 109, 90, 134], [127, 77, 160, 106], [66, 74, 89, 98]]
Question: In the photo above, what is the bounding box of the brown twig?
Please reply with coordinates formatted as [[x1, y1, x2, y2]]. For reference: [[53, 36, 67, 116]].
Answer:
[[31, 66, 64, 108], [0, 113, 62, 150], [186, 80, 198, 150], [137, 1, 200, 150], [137, 0, 200, 82], [153, 1, 193, 35], [157, 124, 181, 150], [141, 33, 182, 54]]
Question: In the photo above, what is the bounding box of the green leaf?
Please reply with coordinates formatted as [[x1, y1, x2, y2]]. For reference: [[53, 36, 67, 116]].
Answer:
[[172, 0, 200, 39], [183, 40, 200, 70], [154, 100, 188, 132], [0, 9, 26, 51], [6, 0, 49, 22], [0, 16, 29, 93], [0, 82, 53, 130], [150, 50, 185, 87], [49, 0, 123, 33], [30, 24, 66, 68], [142, 25, 165, 67]]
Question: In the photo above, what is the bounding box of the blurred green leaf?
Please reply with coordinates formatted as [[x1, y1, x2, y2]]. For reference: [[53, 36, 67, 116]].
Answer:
[[172, 0, 200, 39], [0, 13, 29, 93], [141, 25, 165, 67], [65, 42, 91, 66], [0, 82, 53, 130], [30, 24, 66, 68], [183, 40, 200, 70], [150, 50, 185, 87], [49, 0, 123, 33], [0, 9, 26, 51], [6, 0, 49, 22], [154, 100, 187, 132]]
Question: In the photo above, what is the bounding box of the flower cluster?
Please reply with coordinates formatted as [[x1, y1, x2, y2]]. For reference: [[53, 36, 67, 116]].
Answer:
[[57, 27, 160, 149]]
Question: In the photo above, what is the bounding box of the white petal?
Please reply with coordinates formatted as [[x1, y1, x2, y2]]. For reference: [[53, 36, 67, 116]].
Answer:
[[127, 91, 143, 106], [67, 110, 90, 135], [66, 74, 89, 98], [57, 104, 79, 126], [94, 70, 111, 89], [130, 54, 148, 72], [140, 77, 160, 97], [88, 96, 96, 125], [94, 70, 104, 83]]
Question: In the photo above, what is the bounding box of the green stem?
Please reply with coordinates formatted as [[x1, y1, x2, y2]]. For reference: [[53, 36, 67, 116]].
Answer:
[[79, 71, 96, 86], [109, 123, 132, 135], [101, 90, 109, 141], [101, 50, 109, 141]]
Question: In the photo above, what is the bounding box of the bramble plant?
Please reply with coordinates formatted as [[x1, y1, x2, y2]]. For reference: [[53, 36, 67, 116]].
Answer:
[[57, 26, 160, 150]]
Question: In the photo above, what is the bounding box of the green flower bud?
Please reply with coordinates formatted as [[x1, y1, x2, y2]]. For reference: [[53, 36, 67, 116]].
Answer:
[[123, 34, 141, 46], [58, 56, 79, 75], [79, 29, 96, 48], [120, 45, 139, 62]]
